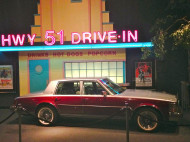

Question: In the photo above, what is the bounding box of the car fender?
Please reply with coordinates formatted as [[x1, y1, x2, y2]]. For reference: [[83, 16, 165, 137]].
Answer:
[[132, 103, 163, 119]]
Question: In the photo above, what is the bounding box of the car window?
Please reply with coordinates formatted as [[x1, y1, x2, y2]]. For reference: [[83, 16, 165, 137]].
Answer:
[[83, 81, 107, 95], [101, 78, 125, 94], [55, 81, 80, 95]]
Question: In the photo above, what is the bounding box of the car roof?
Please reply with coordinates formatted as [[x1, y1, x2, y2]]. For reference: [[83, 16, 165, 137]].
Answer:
[[44, 78, 108, 94], [52, 77, 108, 82]]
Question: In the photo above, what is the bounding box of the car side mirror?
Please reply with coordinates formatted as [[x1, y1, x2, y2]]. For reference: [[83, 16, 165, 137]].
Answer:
[[102, 91, 107, 97]]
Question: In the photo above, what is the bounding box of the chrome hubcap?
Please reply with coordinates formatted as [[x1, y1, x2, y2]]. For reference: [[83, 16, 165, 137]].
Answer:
[[38, 107, 54, 125], [137, 111, 158, 131]]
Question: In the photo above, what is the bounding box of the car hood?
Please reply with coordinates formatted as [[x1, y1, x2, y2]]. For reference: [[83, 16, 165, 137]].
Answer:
[[118, 89, 177, 102]]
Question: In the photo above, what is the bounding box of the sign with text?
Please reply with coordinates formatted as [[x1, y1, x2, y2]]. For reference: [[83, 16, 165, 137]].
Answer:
[[1, 30, 138, 46], [27, 50, 118, 58]]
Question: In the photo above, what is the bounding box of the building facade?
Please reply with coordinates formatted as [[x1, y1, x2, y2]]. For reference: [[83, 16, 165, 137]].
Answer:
[[19, 0, 128, 96]]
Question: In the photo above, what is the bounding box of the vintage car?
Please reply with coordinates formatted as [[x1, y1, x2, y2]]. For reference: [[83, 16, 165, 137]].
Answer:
[[11, 78, 182, 132]]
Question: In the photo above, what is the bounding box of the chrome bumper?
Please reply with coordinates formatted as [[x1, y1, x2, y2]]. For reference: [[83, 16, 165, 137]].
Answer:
[[10, 104, 28, 115]]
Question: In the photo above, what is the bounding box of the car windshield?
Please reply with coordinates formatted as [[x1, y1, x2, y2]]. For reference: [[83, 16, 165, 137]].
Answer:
[[100, 78, 125, 95]]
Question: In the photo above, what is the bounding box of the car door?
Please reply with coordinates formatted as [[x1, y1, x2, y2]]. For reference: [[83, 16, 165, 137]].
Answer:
[[54, 81, 83, 115], [82, 81, 122, 117]]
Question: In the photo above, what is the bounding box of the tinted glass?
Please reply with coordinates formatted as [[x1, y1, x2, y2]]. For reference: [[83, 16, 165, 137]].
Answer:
[[55, 81, 80, 95], [83, 81, 106, 95]]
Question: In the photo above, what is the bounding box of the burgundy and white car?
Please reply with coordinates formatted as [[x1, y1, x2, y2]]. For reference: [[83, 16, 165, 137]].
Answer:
[[11, 78, 182, 132]]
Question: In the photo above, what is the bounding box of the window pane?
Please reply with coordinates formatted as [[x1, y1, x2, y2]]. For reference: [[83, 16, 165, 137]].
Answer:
[[102, 70, 108, 77], [65, 63, 71, 69], [109, 62, 116, 68], [117, 77, 123, 83], [80, 63, 86, 69], [87, 70, 94, 77], [83, 81, 105, 95], [102, 62, 108, 69], [95, 70, 101, 77], [87, 62, 93, 69], [72, 70, 79, 77], [72, 63, 79, 69], [117, 69, 123, 76], [84, 82, 94, 95], [109, 69, 116, 76], [65, 70, 72, 77], [96, 82, 107, 94], [55, 81, 79, 95], [80, 70, 86, 77], [109, 77, 116, 83], [64, 61, 125, 84], [94, 62, 101, 69], [74, 82, 80, 95], [117, 62, 123, 68]]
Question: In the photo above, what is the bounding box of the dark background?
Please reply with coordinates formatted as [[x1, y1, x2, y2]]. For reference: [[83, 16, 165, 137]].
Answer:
[[0, 0, 160, 40]]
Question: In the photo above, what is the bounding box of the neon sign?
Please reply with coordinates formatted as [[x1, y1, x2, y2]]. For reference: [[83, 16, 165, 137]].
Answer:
[[1, 30, 138, 46], [0, 42, 153, 52]]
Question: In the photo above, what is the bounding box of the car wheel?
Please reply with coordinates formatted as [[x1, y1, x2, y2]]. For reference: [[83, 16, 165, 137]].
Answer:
[[134, 108, 161, 132], [37, 106, 57, 126]]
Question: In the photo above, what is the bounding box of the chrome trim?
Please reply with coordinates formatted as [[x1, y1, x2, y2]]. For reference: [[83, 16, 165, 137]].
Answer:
[[57, 104, 123, 108]]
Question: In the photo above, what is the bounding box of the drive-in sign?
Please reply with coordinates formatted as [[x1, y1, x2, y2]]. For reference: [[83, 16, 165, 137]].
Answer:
[[1, 30, 138, 46]]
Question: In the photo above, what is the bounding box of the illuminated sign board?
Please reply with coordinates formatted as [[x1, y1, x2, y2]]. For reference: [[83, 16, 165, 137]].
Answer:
[[0, 30, 153, 51], [1, 30, 138, 46]]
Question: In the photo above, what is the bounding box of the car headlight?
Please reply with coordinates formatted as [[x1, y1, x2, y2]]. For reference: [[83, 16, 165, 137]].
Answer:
[[169, 101, 183, 120], [169, 102, 178, 113]]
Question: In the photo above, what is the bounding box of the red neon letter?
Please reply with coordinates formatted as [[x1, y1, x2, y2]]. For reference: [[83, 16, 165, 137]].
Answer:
[[122, 30, 126, 42], [27, 34, 36, 45], [128, 30, 138, 42], [83, 32, 92, 44], [108, 31, 117, 43], [44, 30, 56, 46], [93, 32, 97, 43], [12, 34, 25, 46], [57, 30, 64, 45], [97, 32, 106, 43], [71, 33, 81, 44], [1, 35, 11, 46]]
